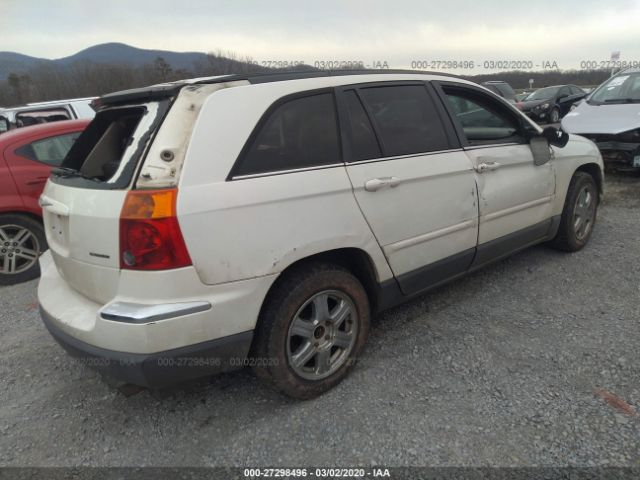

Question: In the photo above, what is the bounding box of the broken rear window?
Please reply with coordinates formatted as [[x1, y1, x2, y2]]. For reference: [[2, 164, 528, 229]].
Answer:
[[53, 100, 170, 189]]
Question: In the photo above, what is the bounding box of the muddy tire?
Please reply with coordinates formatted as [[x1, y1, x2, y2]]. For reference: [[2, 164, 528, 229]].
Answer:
[[252, 262, 370, 399], [549, 172, 598, 252]]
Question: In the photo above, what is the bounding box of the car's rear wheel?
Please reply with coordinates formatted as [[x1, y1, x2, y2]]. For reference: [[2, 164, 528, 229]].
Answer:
[[549, 172, 598, 252], [0, 214, 46, 285], [252, 262, 370, 399]]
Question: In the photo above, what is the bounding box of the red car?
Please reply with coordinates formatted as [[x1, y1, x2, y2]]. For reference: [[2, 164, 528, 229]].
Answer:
[[0, 119, 89, 285]]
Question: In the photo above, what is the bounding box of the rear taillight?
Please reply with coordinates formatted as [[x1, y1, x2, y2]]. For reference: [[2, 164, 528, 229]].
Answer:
[[119, 189, 192, 270]]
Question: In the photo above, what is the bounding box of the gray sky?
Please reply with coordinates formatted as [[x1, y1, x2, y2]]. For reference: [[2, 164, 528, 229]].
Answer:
[[2, 0, 639, 72]]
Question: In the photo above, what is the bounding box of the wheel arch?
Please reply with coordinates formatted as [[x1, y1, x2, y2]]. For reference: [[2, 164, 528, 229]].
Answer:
[[0, 210, 44, 225], [575, 163, 604, 198], [257, 247, 384, 324]]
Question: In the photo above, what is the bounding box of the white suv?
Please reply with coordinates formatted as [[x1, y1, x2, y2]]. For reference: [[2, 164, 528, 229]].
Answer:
[[37, 71, 604, 398]]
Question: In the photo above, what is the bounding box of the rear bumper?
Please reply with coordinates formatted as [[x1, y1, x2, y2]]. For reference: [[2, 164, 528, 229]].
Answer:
[[40, 305, 253, 388]]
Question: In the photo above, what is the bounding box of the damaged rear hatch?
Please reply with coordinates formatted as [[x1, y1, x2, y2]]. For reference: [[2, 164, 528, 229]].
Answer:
[[40, 86, 176, 304]]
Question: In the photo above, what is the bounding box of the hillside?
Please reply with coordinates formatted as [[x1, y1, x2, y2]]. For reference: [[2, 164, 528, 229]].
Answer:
[[0, 43, 216, 80]]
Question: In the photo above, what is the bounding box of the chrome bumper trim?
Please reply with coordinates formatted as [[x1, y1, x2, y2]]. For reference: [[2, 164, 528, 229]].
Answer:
[[100, 301, 211, 324]]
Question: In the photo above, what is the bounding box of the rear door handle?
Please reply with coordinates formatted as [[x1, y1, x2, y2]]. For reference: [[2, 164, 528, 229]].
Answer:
[[364, 176, 401, 192], [475, 162, 502, 173]]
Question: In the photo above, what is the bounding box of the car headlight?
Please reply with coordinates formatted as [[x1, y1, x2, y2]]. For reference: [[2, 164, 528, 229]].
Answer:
[[540, 103, 550, 111]]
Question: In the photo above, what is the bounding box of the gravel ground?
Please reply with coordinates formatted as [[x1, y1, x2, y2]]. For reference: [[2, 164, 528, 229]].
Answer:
[[0, 174, 638, 468]]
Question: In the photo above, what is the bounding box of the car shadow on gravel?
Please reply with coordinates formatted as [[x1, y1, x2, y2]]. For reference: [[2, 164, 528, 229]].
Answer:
[[123, 241, 567, 409]]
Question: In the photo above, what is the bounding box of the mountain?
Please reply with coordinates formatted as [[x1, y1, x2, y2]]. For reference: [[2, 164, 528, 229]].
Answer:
[[0, 43, 214, 79], [0, 51, 51, 80], [54, 43, 210, 70]]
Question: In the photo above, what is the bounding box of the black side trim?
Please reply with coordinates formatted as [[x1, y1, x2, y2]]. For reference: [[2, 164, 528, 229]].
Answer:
[[396, 247, 476, 296], [375, 278, 405, 313], [40, 306, 253, 388], [375, 215, 561, 313], [471, 217, 556, 269], [548, 214, 562, 240]]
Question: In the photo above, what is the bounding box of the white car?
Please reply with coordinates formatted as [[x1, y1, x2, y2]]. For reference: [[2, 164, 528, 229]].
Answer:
[[0, 97, 96, 134], [562, 67, 640, 171], [37, 71, 604, 398]]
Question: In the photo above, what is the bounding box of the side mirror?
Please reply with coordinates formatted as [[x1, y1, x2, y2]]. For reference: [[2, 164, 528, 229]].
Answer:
[[530, 136, 551, 166], [542, 126, 570, 147]]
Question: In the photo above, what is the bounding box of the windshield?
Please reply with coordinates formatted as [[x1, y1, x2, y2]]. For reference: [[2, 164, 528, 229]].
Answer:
[[589, 72, 640, 104], [525, 86, 560, 101]]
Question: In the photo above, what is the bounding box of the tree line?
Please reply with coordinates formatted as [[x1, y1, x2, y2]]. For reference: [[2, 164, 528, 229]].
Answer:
[[0, 51, 272, 107], [0, 52, 614, 107], [468, 69, 612, 90]]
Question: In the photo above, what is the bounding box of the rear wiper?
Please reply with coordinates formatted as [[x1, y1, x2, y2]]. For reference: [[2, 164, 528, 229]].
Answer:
[[50, 167, 101, 182]]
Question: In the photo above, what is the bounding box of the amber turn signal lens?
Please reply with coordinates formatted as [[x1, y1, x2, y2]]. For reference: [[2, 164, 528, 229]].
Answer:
[[121, 189, 176, 219]]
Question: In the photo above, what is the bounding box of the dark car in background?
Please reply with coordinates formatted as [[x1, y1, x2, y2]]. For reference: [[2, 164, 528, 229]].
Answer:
[[482, 81, 518, 104], [0, 119, 89, 284], [520, 85, 587, 124]]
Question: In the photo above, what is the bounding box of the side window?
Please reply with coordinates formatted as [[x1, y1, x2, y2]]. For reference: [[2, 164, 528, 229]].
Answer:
[[442, 87, 521, 145], [343, 90, 382, 161], [15, 108, 71, 127], [15, 132, 82, 167], [558, 86, 570, 98], [570, 86, 583, 95], [236, 93, 340, 176], [358, 85, 449, 157], [0, 116, 8, 133]]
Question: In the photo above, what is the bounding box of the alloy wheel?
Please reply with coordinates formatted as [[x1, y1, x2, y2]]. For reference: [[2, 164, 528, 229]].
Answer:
[[573, 185, 596, 241], [286, 290, 358, 380], [0, 225, 40, 275]]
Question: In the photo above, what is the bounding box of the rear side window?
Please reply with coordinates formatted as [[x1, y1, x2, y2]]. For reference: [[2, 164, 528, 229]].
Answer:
[[358, 85, 449, 157], [15, 132, 81, 166], [235, 93, 341, 176], [344, 90, 382, 161]]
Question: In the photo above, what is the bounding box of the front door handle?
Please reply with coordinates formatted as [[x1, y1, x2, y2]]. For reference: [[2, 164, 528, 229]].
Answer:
[[475, 162, 502, 173], [364, 176, 401, 192]]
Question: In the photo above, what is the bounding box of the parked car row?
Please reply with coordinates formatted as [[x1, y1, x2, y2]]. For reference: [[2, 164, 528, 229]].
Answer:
[[29, 70, 603, 399], [0, 97, 95, 135], [518, 85, 588, 123]]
